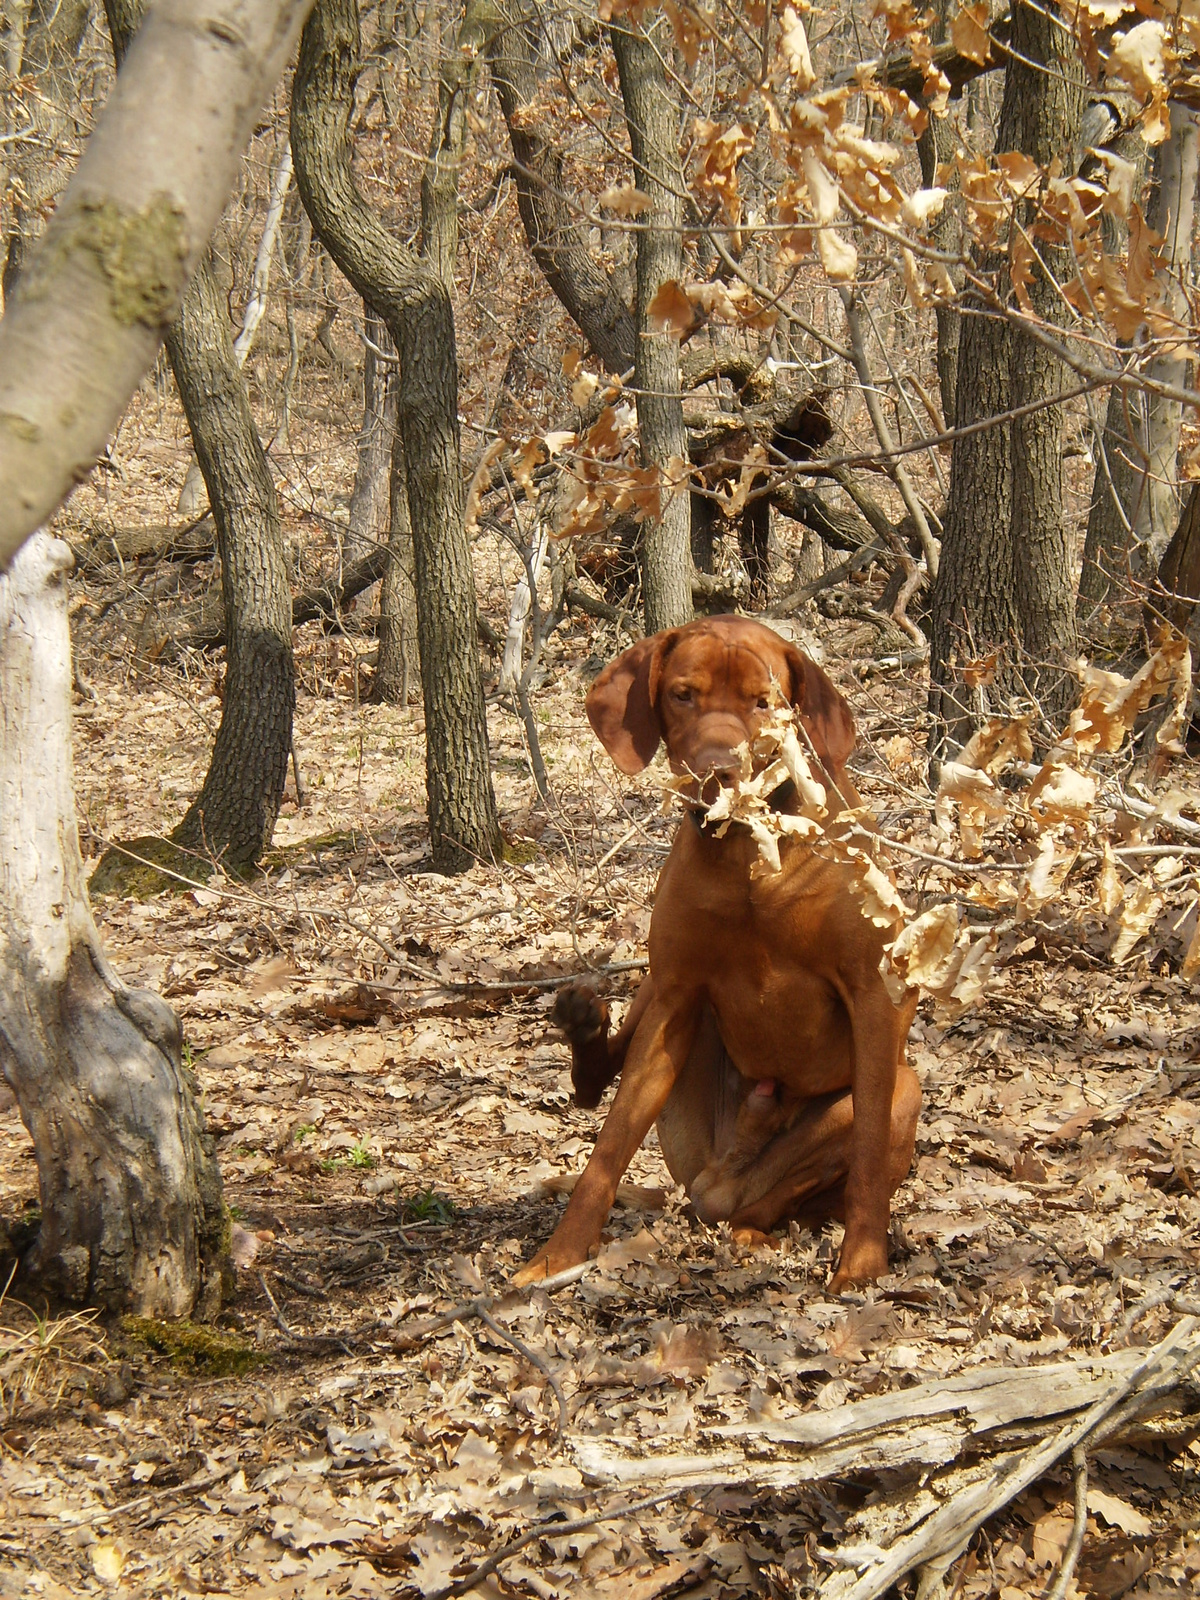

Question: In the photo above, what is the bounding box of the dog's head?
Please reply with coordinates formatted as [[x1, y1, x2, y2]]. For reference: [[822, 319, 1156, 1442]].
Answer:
[[586, 617, 855, 797]]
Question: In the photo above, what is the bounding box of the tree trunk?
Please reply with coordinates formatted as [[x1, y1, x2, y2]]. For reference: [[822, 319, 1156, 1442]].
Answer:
[[107, 0, 295, 876], [1147, 481, 1200, 651], [611, 15, 693, 634], [346, 308, 397, 565], [489, 0, 636, 372], [1132, 105, 1200, 573], [291, 0, 500, 872], [372, 425, 422, 703], [1076, 130, 1149, 625], [929, 0, 1082, 747], [0, 535, 225, 1313], [915, 0, 962, 429], [165, 256, 296, 872], [1, 0, 92, 301], [419, 0, 497, 292], [0, 0, 315, 572]]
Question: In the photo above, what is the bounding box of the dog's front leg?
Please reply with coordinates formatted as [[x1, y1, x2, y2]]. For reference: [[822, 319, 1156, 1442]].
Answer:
[[514, 990, 698, 1285], [831, 979, 904, 1292]]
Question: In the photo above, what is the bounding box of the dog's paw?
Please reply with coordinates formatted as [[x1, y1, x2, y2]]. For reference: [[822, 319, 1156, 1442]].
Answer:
[[551, 982, 609, 1044]]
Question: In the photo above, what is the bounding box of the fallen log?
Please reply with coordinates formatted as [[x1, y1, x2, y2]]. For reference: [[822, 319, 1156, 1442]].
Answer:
[[572, 1319, 1200, 1600]]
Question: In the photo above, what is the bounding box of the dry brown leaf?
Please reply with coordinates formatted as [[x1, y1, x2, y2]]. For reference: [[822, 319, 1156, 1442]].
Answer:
[[780, 5, 815, 88], [1098, 841, 1125, 917], [1111, 879, 1164, 964], [647, 279, 697, 339], [599, 183, 652, 216], [950, 1, 992, 66]]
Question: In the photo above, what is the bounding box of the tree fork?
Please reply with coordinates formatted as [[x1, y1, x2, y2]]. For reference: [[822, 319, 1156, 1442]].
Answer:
[[291, 0, 500, 872]]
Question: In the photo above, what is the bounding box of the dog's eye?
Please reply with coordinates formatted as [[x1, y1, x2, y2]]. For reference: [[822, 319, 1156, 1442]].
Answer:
[[755, 696, 770, 710], [672, 686, 693, 703]]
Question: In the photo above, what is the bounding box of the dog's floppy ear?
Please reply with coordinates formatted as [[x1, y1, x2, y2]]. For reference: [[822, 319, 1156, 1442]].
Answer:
[[783, 647, 856, 773], [586, 632, 675, 774]]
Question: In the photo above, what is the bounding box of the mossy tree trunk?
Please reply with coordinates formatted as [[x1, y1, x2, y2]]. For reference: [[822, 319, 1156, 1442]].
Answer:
[[0, 0, 314, 571], [0, 536, 226, 1312], [291, 0, 500, 871]]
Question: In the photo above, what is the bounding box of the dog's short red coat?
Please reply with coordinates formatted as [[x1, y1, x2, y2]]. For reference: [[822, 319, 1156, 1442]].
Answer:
[[516, 617, 920, 1291]]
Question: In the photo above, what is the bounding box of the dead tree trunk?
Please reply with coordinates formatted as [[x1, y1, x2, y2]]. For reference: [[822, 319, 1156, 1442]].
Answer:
[[292, 0, 500, 872], [0, 536, 225, 1312], [611, 14, 693, 634]]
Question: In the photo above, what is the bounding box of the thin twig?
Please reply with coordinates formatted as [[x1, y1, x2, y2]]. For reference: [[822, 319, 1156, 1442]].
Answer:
[[477, 1305, 568, 1440], [1046, 1446, 1088, 1600], [424, 1490, 690, 1600], [258, 1271, 351, 1354]]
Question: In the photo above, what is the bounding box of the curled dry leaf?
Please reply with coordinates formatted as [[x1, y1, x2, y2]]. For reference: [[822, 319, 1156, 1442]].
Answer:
[[1111, 879, 1164, 965], [1018, 834, 1079, 920], [647, 279, 697, 339], [1098, 841, 1124, 917], [780, 5, 815, 89]]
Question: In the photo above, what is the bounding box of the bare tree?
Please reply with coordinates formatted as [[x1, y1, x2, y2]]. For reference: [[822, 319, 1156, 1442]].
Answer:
[[291, 0, 501, 872]]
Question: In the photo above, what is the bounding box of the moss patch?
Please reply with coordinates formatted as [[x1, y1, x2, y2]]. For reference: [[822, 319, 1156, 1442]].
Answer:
[[261, 829, 364, 870], [89, 836, 213, 898], [121, 1317, 265, 1378]]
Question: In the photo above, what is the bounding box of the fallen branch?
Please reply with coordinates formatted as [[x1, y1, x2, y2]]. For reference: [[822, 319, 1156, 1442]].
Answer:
[[572, 1321, 1200, 1600]]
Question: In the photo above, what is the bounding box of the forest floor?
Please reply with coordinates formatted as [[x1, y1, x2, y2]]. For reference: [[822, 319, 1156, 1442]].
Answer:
[[2, 406, 1200, 1598]]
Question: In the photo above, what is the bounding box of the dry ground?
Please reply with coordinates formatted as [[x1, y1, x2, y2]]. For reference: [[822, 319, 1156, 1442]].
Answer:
[[2, 401, 1199, 1599]]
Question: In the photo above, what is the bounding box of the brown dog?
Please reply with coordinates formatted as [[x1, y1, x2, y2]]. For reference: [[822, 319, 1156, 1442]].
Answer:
[[515, 616, 920, 1292]]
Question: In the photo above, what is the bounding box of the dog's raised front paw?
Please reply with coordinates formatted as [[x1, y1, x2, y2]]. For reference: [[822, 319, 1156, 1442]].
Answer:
[[551, 981, 609, 1044]]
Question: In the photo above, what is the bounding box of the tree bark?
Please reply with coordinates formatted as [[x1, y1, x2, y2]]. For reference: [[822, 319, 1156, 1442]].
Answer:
[[419, 0, 498, 292], [164, 256, 296, 872], [929, 0, 1083, 747], [346, 308, 397, 565], [106, 0, 295, 876], [489, 0, 635, 372], [372, 424, 421, 703], [292, 0, 500, 871], [0, 0, 316, 571], [1077, 132, 1151, 623], [1132, 104, 1200, 573], [611, 15, 693, 634], [0, 535, 225, 1313], [915, 0, 962, 429]]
